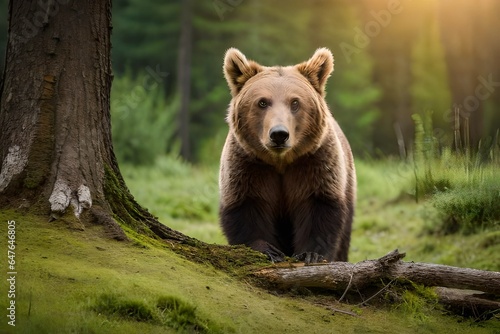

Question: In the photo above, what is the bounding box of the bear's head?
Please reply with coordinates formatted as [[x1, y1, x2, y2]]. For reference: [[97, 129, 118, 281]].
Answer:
[[223, 48, 334, 170]]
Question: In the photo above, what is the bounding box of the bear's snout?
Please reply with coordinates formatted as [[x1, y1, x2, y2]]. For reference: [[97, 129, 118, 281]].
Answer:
[[269, 125, 289, 146]]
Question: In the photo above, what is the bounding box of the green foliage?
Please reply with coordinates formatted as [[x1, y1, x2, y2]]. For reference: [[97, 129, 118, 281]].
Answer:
[[394, 283, 439, 323], [197, 128, 227, 166], [412, 111, 500, 234], [432, 177, 500, 234], [355, 158, 413, 201], [412, 112, 449, 200], [112, 0, 180, 74], [333, 59, 381, 156], [111, 0, 382, 162], [111, 72, 178, 165]]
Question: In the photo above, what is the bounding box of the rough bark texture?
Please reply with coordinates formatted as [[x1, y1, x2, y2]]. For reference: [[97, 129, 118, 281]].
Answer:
[[0, 0, 191, 244], [0, 0, 112, 212]]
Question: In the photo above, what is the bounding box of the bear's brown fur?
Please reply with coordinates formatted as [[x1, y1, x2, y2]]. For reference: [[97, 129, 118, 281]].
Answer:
[[219, 48, 356, 263]]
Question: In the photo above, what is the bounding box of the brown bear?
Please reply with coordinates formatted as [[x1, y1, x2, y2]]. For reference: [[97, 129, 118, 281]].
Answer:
[[219, 48, 356, 264]]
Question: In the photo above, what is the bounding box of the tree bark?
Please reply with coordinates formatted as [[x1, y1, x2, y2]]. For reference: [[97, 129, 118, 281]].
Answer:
[[0, 0, 190, 243], [0, 0, 111, 212]]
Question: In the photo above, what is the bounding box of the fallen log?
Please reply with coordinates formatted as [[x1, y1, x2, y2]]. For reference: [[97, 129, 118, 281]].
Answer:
[[435, 287, 500, 319], [254, 250, 500, 306]]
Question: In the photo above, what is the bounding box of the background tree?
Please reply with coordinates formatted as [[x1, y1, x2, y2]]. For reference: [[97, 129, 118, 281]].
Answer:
[[111, 0, 179, 76], [438, 0, 500, 149], [177, 0, 192, 160], [363, 0, 421, 155]]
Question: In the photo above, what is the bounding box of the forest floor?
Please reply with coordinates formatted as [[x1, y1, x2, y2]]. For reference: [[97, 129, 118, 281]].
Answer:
[[122, 156, 500, 271], [0, 157, 499, 333]]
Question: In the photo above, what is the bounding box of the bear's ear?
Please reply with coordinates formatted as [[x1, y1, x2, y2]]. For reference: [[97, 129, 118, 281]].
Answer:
[[223, 48, 263, 97], [296, 48, 334, 96]]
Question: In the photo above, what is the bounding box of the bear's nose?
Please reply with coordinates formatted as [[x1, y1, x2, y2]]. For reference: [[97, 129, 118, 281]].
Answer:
[[269, 125, 289, 146]]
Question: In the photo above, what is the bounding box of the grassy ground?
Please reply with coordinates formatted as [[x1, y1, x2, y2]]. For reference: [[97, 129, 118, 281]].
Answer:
[[351, 159, 500, 271], [1, 156, 499, 333], [1, 211, 499, 334], [122, 156, 500, 270]]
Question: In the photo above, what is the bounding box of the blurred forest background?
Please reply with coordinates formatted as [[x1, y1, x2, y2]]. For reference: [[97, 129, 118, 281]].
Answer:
[[1, 0, 499, 164]]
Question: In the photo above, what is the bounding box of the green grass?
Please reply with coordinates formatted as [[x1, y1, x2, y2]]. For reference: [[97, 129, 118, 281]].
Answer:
[[1, 156, 499, 333], [1, 210, 499, 334], [427, 161, 500, 234], [410, 152, 500, 240], [92, 293, 217, 332], [92, 293, 157, 323], [412, 112, 500, 233], [120, 156, 225, 244], [122, 156, 500, 271]]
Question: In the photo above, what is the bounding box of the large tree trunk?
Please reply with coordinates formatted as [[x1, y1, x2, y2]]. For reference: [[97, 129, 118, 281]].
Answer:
[[0, 0, 112, 214], [0, 0, 187, 242]]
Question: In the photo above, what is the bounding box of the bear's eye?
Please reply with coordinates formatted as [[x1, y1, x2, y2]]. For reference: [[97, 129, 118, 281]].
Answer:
[[258, 99, 269, 109], [291, 99, 300, 112]]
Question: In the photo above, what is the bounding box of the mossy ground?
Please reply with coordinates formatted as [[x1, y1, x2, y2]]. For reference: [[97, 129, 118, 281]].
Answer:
[[0, 210, 498, 333], [1, 157, 499, 333]]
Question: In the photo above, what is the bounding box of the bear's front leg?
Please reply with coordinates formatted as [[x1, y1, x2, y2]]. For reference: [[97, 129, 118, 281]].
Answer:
[[292, 198, 349, 264], [220, 199, 285, 262]]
